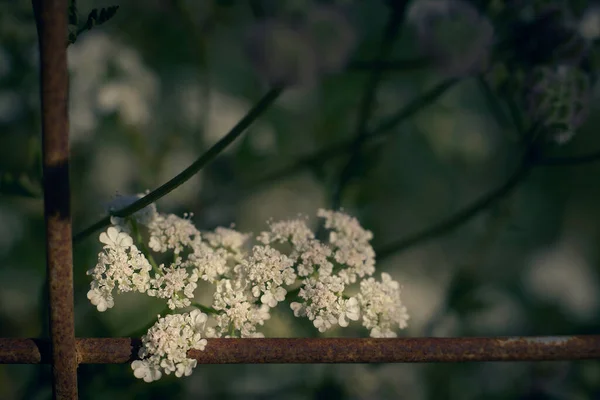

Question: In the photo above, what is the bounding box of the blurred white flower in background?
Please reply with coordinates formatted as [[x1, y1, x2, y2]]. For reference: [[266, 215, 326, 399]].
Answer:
[[407, 0, 494, 77], [579, 5, 600, 40], [398, 270, 447, 334], [246, 20, 319, 87], [245, 5, 356, 86], [304, 5, 356, 74], [525, 237, 600, 321], [90, 143, 137, 195], [178, 81, 205, 131], [68, 32, 159, 142]]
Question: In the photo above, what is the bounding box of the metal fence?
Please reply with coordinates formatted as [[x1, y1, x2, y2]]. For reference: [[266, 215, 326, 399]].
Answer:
[[1, 1, 599, 399]]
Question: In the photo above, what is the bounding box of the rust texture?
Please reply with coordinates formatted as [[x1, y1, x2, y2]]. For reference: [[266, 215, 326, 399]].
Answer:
[[32, 0, 78, 398], [1, 337, 599, 364], [0, 339, 43, 364]]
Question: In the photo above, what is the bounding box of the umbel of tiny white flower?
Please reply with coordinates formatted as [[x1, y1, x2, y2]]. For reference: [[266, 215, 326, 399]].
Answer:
[[87, 199, 409, 382], [132, 309, 209, 382]]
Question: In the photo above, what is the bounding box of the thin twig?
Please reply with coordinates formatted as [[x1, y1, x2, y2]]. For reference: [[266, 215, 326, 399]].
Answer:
[[347, 57, 430, 72], [476, 75, 514, 132], [369, 78, 460, 137], [417, 73, 529, 336], [202, 78, 458, 207], [375, 144, 536, 261], [538, 150, 600, 166], [332, 1, 408, 209], [73, 87, 284, 243]]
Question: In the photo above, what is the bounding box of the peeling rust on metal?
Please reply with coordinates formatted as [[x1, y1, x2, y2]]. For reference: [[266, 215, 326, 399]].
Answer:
[[1, 337, 599, 365], [32, 0, 77, 398], [77, 338, 142, 364]]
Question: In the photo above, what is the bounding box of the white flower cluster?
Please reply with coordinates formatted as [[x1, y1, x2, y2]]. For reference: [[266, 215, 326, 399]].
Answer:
[[132, 310, 209, 382], [86, 227, 152, 312], [87, 196, 409, 382], [358, 273, 410, 338]]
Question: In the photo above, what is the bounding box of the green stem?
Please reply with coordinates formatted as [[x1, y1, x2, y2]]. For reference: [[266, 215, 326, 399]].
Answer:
[[130, 219, 160, 274], [346, 57, 430, 72], [285, 287, 301, 300], [332, 1, 407, 209], [201, 78, 459, 208], [193, 302, 219, 315], [476, 75, 514, 133], [369, 78, 459, 138], [539, 150, 600, 166], [375, 128, 540, 261], [73, 87, 284, 243]]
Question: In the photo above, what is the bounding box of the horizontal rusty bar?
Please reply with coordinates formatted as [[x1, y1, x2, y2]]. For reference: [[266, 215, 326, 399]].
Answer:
[[1, 336, 599, 365]]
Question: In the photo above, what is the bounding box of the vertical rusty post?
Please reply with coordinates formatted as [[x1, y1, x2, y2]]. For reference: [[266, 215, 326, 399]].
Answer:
[[32, 0, 78, 398]]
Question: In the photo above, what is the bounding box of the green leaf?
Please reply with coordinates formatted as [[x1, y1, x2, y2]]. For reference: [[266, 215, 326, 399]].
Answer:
[[67, 5, 119, 45], [85, 6, 119, 30]]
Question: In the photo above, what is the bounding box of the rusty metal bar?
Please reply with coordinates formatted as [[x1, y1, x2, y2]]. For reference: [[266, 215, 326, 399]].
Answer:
[[1, 337, 599, 365], [31, 0, 77, 398]]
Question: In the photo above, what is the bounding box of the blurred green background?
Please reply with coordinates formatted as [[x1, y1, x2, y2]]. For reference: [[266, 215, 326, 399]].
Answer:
[[1, 0, 600, 398]]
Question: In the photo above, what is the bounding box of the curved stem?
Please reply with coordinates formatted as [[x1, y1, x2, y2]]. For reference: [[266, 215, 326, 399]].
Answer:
[[347, 57, 430, 72], [193, 302, 219, 315], [73, 87, 284, 243], [202, 78, 458, 208], [332, 2, 407, 209], [375, 148, 535, 261], [539, 150, 600, 166]]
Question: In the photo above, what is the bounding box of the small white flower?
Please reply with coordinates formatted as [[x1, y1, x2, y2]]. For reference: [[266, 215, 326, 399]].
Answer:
[[99, 227, 133, 249], [370, 326, 398, 338], [358, 273, 409, 337], [175, 358, 197, 378], [132, 360, 162, 383], [189, 309, 208, 331], [338, 297, 360, 327], [147, 214, 200, 254], [106, 192, 158, 227], [313, 314, 337, 332], [290, 302, 306, 317], [204, 227, 250, 252], [260, 285, 287, 308], [194, 338, 208, 351], [133, 310, 210, 382], [86, 288, 114, 312]]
